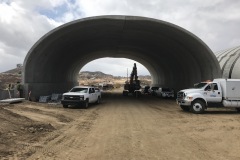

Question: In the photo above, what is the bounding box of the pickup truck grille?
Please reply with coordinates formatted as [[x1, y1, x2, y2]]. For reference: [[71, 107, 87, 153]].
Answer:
[[64, 95, 80, 100], [177, 92, 185, 100]]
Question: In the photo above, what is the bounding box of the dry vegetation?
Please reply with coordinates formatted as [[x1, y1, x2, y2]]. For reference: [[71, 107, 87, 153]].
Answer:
[[78, 71, 151, 88], [78, 76, 151, 89], [0, 67, 22, 90], [0, 73, 21, 90]]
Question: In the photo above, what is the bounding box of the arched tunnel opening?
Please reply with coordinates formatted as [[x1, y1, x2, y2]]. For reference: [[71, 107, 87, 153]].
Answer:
[[23, 15, 221, 99], [78, 57, 151, 88], [79, 57, 151, 81]]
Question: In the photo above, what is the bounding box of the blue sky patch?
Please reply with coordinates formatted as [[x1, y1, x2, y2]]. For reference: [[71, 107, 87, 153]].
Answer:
[[38, 3, 69, 20]]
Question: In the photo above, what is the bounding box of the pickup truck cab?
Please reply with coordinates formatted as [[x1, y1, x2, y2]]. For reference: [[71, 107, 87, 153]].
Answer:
[[177, 79, 240, 113], [61, 86, 101, 108], [155, 87, 174, 98], [148, 86, 159, 96]]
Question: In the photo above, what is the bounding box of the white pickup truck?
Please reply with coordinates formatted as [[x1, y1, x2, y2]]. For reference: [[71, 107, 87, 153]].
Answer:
[[155, 87, 174, 98], [61, 86, 101, 108], [177, 79, 240, 113]]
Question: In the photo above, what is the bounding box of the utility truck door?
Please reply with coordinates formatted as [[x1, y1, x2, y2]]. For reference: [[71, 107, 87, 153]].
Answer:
[[204, 83, 222, 102]]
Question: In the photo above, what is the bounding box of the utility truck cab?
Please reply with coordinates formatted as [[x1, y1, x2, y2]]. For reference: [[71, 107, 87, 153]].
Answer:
[[177, 79, 240, 113]]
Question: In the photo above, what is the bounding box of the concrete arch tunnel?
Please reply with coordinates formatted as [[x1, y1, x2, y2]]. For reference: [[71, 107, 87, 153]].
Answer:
[[23, 15, 221, 98]]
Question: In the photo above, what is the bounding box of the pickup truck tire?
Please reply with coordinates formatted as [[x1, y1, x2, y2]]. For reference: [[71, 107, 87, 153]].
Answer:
[[180, 105, 190, 111], [96, 96, 101, 104], [191, 100, 205, 114], [236, 108, 240, 112], [157, 93, 162, 98], [152, 92, 156, 96], [123, 91, 128, 96], [135, 91, 141, 98], [63, 105, 68, 108], [83, 99, 89, 109]]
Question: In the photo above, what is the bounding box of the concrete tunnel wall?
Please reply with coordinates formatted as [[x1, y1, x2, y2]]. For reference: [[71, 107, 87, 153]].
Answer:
[[23, 15, 221, 98]]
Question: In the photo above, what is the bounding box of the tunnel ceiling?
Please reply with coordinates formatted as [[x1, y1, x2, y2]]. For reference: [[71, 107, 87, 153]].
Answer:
[[23, 15, 221, 97]]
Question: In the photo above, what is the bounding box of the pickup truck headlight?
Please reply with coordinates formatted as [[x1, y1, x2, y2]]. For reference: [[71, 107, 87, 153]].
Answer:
[[186, 96, 193, 100], [79, 95, 84, 100]]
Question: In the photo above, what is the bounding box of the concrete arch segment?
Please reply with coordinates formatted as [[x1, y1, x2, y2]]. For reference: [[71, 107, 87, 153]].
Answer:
[[23, 15, 221, 98], [216, 46, 240, 79]]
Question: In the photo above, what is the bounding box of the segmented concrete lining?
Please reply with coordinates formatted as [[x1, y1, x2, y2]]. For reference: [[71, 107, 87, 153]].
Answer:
[[216, 46, 240, 79]]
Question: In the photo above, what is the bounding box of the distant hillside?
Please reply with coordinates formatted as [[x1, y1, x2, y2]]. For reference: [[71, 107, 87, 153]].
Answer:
[[0, 67, 150, 89], [3, 66, 22, 75], [138, 75, 151, 79], [0, 66, 22, 89], [79, 71, 114, 79], [0, 73, 22, 90]]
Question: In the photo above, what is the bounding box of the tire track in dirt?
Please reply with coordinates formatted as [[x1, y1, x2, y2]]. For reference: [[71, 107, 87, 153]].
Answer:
[[2, 91, 240, 160]]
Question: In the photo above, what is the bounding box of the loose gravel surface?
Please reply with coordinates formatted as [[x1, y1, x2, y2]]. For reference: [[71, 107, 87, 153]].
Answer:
[[1, 90, 240, 160]]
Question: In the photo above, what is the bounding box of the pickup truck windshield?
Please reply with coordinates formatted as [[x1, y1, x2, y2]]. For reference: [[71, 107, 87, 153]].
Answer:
[[151, 87, 159, 90], [162, 88, 171, 92], [194, 83, 208, 89], [70, 88, 88, 93]]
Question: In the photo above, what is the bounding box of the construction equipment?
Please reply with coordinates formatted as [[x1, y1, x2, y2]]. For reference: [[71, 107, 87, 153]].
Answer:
[[123, 63, 141, 97]]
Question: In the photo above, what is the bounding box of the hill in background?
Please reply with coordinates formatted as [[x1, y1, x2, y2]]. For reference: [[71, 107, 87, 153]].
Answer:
[[79, 71, 114, 79], [3, 66, 23, 75], [0, 66, 151, 90]]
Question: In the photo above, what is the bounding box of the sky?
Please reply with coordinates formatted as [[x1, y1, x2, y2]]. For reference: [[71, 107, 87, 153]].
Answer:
[[0, 0, 240, 76]]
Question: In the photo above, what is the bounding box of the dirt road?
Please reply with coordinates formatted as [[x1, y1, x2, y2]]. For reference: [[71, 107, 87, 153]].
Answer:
[[1, 90, 240, 160]]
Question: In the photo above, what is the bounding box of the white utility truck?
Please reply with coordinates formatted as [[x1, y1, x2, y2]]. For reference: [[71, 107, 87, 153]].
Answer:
[[176, 79, 240, 113], [61, 86, 101, 108]]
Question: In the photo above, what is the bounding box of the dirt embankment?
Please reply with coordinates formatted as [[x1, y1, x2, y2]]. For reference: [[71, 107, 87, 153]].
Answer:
[[1, 91, 240, 160]]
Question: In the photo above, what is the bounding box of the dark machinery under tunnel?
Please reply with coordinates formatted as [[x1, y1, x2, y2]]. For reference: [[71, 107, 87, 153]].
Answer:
[[23, 15, 221, 99]]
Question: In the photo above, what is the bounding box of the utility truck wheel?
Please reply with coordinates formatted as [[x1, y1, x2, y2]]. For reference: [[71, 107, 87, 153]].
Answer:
[[236, 108, 240, 112], [180, 105, 190, 112], [191, 100, 205, 114], [63, 105, 68, 108], [83, 100, 89, 109]]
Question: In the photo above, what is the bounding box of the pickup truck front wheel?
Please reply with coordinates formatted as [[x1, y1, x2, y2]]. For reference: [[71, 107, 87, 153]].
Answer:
[[191, 100, 205, 114], [83, 100, 89, 109]]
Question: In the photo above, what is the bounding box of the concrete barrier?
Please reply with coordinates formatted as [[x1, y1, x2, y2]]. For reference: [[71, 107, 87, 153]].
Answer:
[[0, 88, 21, 100], [0, 90, 14, 100]]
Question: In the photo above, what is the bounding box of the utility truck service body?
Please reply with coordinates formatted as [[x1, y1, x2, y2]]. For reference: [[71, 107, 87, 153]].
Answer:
[[61, 86, 101, 108], [177, 79, 240, 113]]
